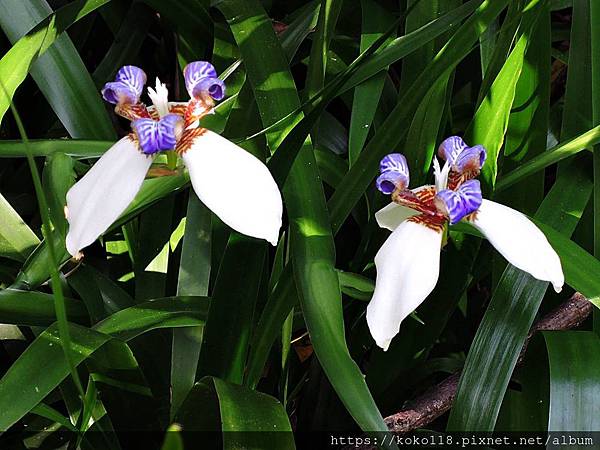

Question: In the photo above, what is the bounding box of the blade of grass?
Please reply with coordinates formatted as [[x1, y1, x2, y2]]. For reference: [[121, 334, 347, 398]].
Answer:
[[0, 0, 114, 139], [447, 168, 592, 431], [217, 0, 391, 435], [543, 331, 600, 431], [6, 97, 84, 398], [497, 125, 600, 190], [0, 296, 209, 431], [0, 193, 40, 262], [171, 193, 212, 419], [348, 0, 395, 166], [329, 0, 510, 232]]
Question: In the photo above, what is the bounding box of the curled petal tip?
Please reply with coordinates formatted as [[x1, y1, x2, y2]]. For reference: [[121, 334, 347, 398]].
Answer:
[[438, 136, 467, 163], [378, 153, 409, 190], [438, 136, 486, 173], [184, 61, 225, 101], [101, 65, 146, 105]]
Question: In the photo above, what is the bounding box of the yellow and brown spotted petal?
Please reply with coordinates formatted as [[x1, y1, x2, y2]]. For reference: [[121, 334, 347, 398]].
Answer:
[[176, 127, 206, 155], [392, 185, 440, 216], [407, 213, 446, 233], [184, 98, 213, 127], [115, 103, 152, 121]]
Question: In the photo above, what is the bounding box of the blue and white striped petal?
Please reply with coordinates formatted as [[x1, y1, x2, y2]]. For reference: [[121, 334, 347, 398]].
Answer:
[[435, 179, 483, 224], [376, 153, 410, 193], [438, 136, 486, 173], [132, 114, 184, 155], [184, 61, 225, 101], [101, 66, 147, 105]]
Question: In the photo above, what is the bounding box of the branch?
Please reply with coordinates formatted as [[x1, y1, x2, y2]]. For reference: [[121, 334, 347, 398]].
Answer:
[[383, 293, 592, 434]]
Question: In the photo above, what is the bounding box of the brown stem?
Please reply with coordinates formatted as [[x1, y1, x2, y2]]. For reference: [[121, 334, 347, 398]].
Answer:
[[383, 293, 592, 434]]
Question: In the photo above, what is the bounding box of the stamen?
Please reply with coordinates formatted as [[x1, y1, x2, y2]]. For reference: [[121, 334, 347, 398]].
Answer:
[[433, 157, 450, 192], [147, 78, 170, 118]]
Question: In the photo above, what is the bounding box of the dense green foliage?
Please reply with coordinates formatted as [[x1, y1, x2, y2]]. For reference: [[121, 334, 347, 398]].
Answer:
[[0, 0, 599, 448]]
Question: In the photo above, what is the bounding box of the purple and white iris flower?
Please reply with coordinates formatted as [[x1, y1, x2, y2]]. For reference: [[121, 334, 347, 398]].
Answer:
[[368, 136, 564, 351], [65, 63, 282, 257]]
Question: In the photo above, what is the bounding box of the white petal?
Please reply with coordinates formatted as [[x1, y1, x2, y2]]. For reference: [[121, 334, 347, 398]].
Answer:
[[470, 199, 564, 292], [66, 137, 152, 256], [375, 202, 418, 231], [182, 130, 282, 245], [367, 220, 442, 351]]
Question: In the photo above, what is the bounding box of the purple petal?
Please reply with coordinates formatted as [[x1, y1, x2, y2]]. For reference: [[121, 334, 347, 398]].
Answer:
[[435, 179, 482, 224], [101, 66, 147, 105], [377, 171, 407, 194], [184, 61, 225, 101], [132, 114, 183, 155], [455, 144, 486, 173], [438, 136, 486, 174], [438, 136, 467, 164], [378, 153, 409, 192]]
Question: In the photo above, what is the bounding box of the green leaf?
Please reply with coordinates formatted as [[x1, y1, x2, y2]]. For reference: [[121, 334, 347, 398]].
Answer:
[[0, 296, 210, 431], [348, 0, 395, 166], [95, 296, 209, 341], [171, 193, 212, 419], [497, 125, 600, 192], [591, 0, 600, 260], [498, 3, 550, 215], [471, 0, 542, 188], [0, 193, 40, 262], [304, 0, 343, 100], [447, 161, 592, 431], [176, 376, 295, 450], [543, 331, 600, 431], [245, 265, 297, 389], [0, 0, 114, 139], [198, 235, 266, 384], [93, 2, 154, 85], [329, 0, 510, 232], [340, 0, 484, 93], [42, 152, 75, 236], [0, 288, 88, 326], [217, 0, 390, 434], [0, 140, 111, 158]]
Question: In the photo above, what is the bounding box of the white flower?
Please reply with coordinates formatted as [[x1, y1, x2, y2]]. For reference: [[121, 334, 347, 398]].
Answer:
[[65, 63, 282, 257], [367, 137, 563, 351]]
